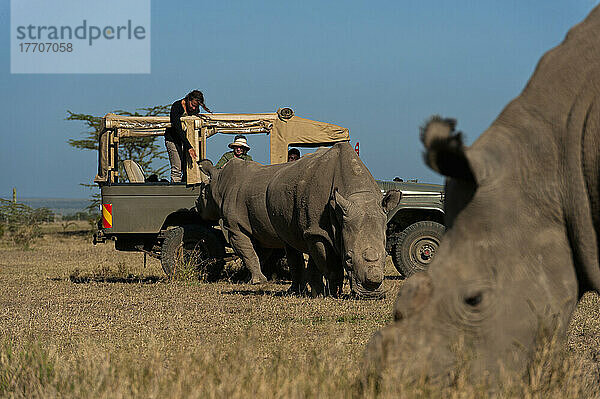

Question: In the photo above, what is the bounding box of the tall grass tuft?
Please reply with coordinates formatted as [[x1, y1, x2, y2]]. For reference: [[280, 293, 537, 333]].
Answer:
[[1, 329, 598, 399]]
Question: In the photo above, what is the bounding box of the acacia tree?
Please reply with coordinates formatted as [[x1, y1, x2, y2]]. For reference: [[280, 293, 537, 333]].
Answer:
[[67, 105, 170, 210], [67, 105, 170, 176]]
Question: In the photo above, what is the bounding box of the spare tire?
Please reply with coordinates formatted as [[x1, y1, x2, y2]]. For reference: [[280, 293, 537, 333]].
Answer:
[[161, 225, 225, 280], [391, 221, 444, 278], [277, 107, 294, 120]]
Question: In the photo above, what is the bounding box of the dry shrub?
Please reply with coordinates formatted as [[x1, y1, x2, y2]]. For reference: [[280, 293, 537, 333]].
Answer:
[[10, 225, 41, 250], [171, 248, 226, 283], [0, 199, 52, 249], [172, 255, 200, 282], [68, 262, 162, 284], [70, 263, 128, 281]]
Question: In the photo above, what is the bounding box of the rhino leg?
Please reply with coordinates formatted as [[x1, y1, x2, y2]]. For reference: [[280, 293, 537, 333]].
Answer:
[[327, 267, 344, 298], [285, 245, 307, 295], [256, 246, 273, 277], [228, 232, 267, 284], [306, 257, 325, 297], [306, 237, 342, 297]]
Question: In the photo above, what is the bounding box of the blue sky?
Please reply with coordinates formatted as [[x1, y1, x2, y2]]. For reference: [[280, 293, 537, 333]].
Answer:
[[1, 1, 598, 198]]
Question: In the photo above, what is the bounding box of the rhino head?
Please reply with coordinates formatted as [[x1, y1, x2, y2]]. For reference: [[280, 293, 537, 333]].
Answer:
[[364, 6, 600, 384], [363, 117, 585, 384], [331, 189, 400, 297], [196, 160, 221, 222]]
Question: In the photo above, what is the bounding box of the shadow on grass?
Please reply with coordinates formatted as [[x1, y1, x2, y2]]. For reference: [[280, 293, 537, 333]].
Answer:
[[222, 289, 289, 297], [222, 267, 291, 285], [222, 288, 386, 300], [69, 274, 164, 284], [55, 230, 92, 238]]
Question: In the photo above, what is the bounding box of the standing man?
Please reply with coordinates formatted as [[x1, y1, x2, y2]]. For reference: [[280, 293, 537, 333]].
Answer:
[[215, 135, 253, 168], [165, 90, 212, 182]]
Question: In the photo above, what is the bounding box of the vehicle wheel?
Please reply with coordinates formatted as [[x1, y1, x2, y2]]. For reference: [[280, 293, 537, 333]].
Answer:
[[161, 225, 226, 280], [391, 221, 444, 278]]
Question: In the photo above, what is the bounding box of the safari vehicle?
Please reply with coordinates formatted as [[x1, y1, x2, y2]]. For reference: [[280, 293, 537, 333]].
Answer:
[[378, 179, 444, 277], [92, 108, 444, 279]]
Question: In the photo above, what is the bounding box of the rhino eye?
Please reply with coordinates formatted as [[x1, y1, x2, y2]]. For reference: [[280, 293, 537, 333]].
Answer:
[[464, 292, 483, 307]]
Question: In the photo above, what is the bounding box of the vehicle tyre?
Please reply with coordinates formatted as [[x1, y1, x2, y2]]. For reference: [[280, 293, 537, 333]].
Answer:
[[161, 225, 226, 280], [391, 221, 444, 278]]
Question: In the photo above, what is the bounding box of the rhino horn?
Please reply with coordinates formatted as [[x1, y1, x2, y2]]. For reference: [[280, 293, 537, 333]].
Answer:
[[421, 116, 475, 182], [363, 247, 380, 262], [332, 189, 352, 217], [393, 273, 433, 321]]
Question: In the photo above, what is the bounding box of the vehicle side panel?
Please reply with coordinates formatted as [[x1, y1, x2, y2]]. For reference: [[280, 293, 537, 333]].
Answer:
[[100, 184, 201, 234], [376, 180, 444, 222]]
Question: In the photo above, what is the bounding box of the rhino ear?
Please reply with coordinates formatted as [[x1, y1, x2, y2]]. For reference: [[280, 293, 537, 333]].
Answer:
[[198, 159, 217, 180], [382, 190, 401, 214], [420, 116, 475, 182]]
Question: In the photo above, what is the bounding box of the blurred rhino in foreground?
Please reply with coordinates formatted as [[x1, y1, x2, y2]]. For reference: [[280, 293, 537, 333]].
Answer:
[[364, 5, 600, 385], [198, 142, 399, 297]]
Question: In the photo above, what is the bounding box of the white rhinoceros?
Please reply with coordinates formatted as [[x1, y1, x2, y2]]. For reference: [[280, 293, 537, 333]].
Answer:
[[198, 142, 399, 297], [364, 5, 600, 384]]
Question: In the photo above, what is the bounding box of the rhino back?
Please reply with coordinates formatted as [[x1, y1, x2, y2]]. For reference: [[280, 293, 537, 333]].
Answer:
[[215, 160, 283, 247]]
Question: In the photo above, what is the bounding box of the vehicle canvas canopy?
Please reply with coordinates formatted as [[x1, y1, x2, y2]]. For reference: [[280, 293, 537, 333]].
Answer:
[[95, 109, 350, 185]]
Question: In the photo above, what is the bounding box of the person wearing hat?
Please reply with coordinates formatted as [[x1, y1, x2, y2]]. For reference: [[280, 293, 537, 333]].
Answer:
[[215, 134, 253, 168], [165, 90, 212, 182]]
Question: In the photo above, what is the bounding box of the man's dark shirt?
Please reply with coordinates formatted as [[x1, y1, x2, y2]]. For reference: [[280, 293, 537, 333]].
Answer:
[[164, 99, 199, 150]]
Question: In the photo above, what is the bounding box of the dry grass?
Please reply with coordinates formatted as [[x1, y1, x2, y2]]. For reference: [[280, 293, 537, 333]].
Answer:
[[0, 226, 599, 398]]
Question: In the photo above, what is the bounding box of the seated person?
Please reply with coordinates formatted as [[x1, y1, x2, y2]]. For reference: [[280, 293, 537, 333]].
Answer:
[[287, 148, 300, 162], [215, 135, 253, 168]]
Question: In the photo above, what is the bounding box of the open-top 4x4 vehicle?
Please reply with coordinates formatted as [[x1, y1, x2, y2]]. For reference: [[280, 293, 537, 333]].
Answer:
[[92, 108, 444, 279]]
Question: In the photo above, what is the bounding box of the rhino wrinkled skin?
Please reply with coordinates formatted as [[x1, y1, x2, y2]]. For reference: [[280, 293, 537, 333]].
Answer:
[[198, 142, 398, 297], [364, 6, 600, 384]]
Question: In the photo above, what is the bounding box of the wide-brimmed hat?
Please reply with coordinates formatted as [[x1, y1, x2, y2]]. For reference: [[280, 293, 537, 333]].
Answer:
[[228, 136, 251, 150]]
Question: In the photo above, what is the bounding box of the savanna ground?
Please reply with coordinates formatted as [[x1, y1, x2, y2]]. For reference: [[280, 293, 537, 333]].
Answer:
[[1, 222, 600, 398]]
